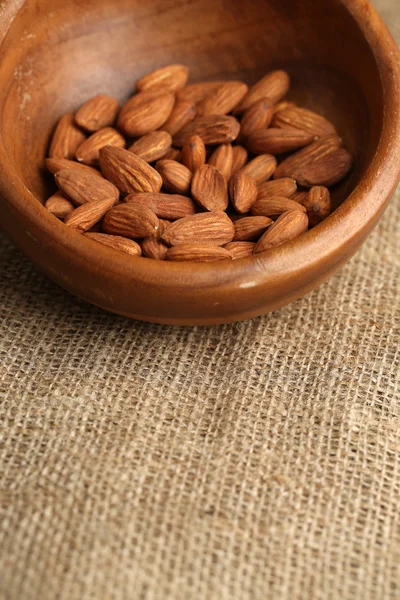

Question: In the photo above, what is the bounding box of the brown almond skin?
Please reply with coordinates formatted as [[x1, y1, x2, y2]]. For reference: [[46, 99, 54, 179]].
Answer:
[[125, 192, 196, 220], [99, 146, 163, 194], [55, 168, 120, 206], [64, 197, 116, 233], [103, 204, 159, 239], [257, 178, 297, 201], [166, 244, 232, 262], [291, 190, 309, 204], [231, 146, 249, 177], [234, 216, 273, 241], [84, 233, 142, 256], [196, 81, 249, 117], [273, 134, 343, 181], [239, 98, 274, 139], [75, 127, 126, 166], [240, 154, 277, 185], [45, 192, 75, 219], [247, 128, 316, 155], [162, 147, 182, 162], [254, 210, 309, 253], [235, 70, 290, 114], [137, 64, 189, 93], [296, 147, 353, 187], [173, 115, 241, 147], [181, 135, 206, 173], [191, 164, 228, 211], [49, 113, 86, 159], [272, 101, 297, 114], [302, 186, 331, 226], [251, 196, 307, 218], [128, 131, 172, 163], [229, 172, 258, 214], [162, 211, 234, 246], [225, 241, 257, 259], [159, 101, 196, 136], [45, 158, 103, 178], [141, 234, 169, 260], [156, 160, 193, 195], [75, 95, 120, 132], [117, 92, 175, 137], [208, 144, 233, 181], [272, 107, 337, 137], [177, 81, 225, 104]]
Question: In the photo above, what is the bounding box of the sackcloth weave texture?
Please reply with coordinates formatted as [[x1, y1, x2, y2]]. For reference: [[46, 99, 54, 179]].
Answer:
[[0, 2, 399, 599]]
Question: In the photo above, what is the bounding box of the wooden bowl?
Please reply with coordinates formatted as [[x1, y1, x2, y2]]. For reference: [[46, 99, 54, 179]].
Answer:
[[0, 0, 399, 325]]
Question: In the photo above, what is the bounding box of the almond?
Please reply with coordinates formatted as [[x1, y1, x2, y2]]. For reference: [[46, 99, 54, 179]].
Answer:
[[75, 95, 120, 132], [75, 127, 125, 166], [240, 154, 277, 185], [191, 164, 228, 211], [196, 81, 248, 116], [291, 190, 308, 204], [208, 144, 233, 180], [295, 147, 353, 187], [273, 134, 343, 181], [272, 101, 297, 114], [45, 192, 75, 219], [103, 204, 159, 238], [239, 98, 274, 139], [225, 241, 256, 259], [173, 115, 240, 147], [45, 157, 103, 178], [125, 192, 196, 220], [251, 196, 307, 218], [254, 210, 309, 253], [84, 232, 142, 256], [137, 64, 189, 93], [166, 244, 232, 262], [247, 128, 315, 155], [49, 113, 86, 159], [64, 197, 116, 233], [141, 219, 169, 260], [235, 70, 290, 114], [55, 168, 120, 206], [233, 216, 272, 241], [229, 172, 258, 214], [162, 147, 182, 162], [272, 106, 337, 137], [302, 186, 331, 226], [156, 160, 193, 194], [231, 146, 249, 177], [129, 131, 172, 163], [99, 146, 162, 194], [257, 178, 297, 201], [162, 211, 234, 246], [159, 100, 196, 136], [181, 135, 206, 173], [177, 81, 225, 104], [117, 92, 175, 137]]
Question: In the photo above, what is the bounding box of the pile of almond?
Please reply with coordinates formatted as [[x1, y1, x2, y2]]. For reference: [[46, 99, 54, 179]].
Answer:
[[45, 64, 353, 262]]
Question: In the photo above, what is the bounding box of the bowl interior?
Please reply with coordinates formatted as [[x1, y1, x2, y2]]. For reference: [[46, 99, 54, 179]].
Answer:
[[0, 0, 383, 214]]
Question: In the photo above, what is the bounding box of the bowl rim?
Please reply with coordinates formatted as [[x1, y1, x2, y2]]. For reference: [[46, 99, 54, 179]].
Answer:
[[0, 0, 399, 300]]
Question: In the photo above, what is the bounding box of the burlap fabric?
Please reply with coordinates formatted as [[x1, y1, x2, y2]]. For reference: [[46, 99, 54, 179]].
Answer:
[[1, 6, 399, 599]]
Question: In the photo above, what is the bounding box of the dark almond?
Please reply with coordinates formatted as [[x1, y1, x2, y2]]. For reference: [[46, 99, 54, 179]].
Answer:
[[272, 106, 337, 137], [129, 131, 172, 163], [125, 192, 196, 220], [156, 160, 193, 194], [117, 92, 175, 137], [235, 70, 290, 114], [196, 81, 248, 116], [75, 95, 120, 132], [257, 178, 297, 201], [239, 154, 277, 185], [239, 98, 274, 139], [84, 233, 142, 256], [233, 216, 272, 241], [99, 146, 162, 194], [247, 128, 315, 155], [302, 186, 331, 226], [296, 147, 353, 187], [254, 210, 309, 253], [137, 64, 189, 93], [273, 134, 343, 181], [208, 144, 233, 181], [64, 197, 116, 233], [162, 211, 234, 246], [173, 115, 240, 147], [49, 113, 86, 159], [55, 168, 119, 206], [229, 172, 258, 214], [166, 244, 232, 262], [159, 101, 196, 136], [45, 192, 75, 219], [191, 164, 228, 211], [225, 241, 256, 259], [45, 157, 103, 177], [181, 135, 206, 173], [75, 127, 125, 166], [103, 204, 159, 238]]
